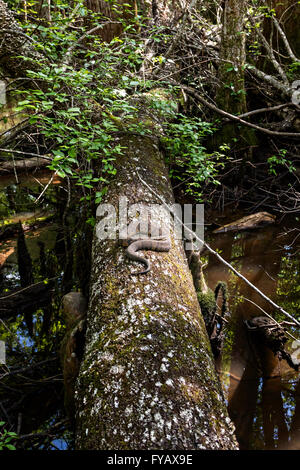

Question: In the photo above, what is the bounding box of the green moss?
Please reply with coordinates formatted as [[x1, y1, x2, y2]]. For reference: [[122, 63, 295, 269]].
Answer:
[[197, 288, 216, 323]]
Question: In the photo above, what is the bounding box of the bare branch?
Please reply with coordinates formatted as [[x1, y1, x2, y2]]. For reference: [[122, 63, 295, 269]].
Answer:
[[248, 65, 292, 96], [248, 15, 289, 84], [272, 16, 300, 62], [235, 103, 295, 119], [0, 148, 52, 160], [178, 84, 300, 138], [222, 103, 297, 124]]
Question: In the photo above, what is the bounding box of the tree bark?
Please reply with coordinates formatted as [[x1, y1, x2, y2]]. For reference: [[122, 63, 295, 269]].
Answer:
[[38, 0, 51, 23], [74, 91, 238, 450], [85, 0, 138, 41], [216, 0, 247, 114], [0, 156, 50, 174]]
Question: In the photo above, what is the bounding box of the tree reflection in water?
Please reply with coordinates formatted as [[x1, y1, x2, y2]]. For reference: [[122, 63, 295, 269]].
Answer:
[[204, 219, 300, 450]]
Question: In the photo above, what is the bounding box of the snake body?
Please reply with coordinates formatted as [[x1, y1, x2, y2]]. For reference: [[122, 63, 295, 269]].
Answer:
[[125, 238, 171, 275]]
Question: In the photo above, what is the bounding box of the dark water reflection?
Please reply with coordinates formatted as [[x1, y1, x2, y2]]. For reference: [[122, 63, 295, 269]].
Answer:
[[1, 170, 300, 449], [204, 217, 300, 450], [0, 170, 93, 449]]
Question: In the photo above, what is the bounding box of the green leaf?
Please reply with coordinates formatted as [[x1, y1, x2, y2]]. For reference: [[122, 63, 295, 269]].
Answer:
[[6, 444, 16, 450]]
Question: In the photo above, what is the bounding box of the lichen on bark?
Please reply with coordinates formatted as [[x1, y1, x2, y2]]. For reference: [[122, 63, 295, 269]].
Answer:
[[74, 91, 238, 450]]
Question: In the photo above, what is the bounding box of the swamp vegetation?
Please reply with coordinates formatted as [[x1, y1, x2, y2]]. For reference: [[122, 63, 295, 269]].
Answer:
[[0, 0, 300, 451]]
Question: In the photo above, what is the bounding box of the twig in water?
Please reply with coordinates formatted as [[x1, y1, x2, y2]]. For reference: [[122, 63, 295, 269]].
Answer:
[[34, 171, 57, 204], [242, 297, 298, 342]]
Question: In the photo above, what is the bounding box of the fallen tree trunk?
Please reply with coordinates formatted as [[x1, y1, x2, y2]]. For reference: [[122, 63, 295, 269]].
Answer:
[[75, 91, 238, 450], [0, 156, 50, 174]]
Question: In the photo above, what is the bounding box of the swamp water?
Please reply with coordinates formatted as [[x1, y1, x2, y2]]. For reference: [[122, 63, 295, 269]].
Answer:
[[0, 171, 299, 449], [204, 214, 300, 450]]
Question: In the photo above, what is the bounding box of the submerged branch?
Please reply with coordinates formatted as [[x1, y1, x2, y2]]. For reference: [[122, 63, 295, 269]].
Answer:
[[243, 297, 298, 342]]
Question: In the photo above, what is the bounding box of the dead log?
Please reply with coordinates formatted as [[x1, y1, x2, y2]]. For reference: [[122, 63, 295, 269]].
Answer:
[[245, 316, 299, 371], [0, 157, 50, 175], [213, 212, 276, 234], [75, 90, 238, 450]]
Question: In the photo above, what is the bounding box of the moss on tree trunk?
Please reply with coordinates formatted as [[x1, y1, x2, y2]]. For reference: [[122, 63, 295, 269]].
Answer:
[[74, 91, 238, 450]]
